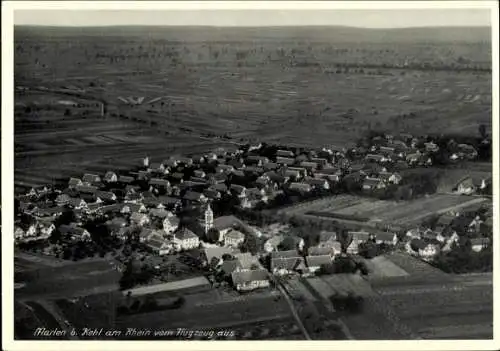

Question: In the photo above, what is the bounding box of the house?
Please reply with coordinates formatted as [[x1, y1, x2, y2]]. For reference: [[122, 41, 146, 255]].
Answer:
[[138, 228, 155, 243], [454, 177, 476, 195], [264, 235, 284, 253], [76, 185, 98, 194], [146, 237, 173, 256], [157, 196, 182, 209], [85, 202, 104, 214], [173, 228, 199, 251], [305, 255, 332, 274], [68, 197, 87, 210], [224, 229, 246, 248], [95, 190, 117, 202], [231, 269, 270, 292], [38, 221, 56, 238], [219, 259, 243, 278], [230, 184, 247, 198], [148, 162, 167, 174], [130, 212, 150, 226], [82, 173, 101, 185], [289, 182, 312, 193], [310, 158, 328, 167], [213, 183, 228, 193], [149, 178, 171, 189], [234, 252, 262, 271], [408, 239, 440, 260], [266, 171, 289, 186], [213, 216, 242, 238], [68, 177, 83, 188], [183, 191, 207, 203], [299, 161, 318, 170], [216, 164, 235, 173], [270, 254, 305, 276], [243, 166, 264, 175], [190, 176, 207, 184], [194, 170, 206, 178], [420, 229, 445, 243], [345, 231, 371, 254], [365, 154, 387, 163], [454, 176, 490, 195], [276, 157, 295, 166], [308, 246, 334, 257], [119, 175, 135, 184], [374, 232, 399, 246], [379, 146, 396, 156], [457, 144, 478, 160], [231, 170, 246, 178], [177, 157, 193, 166], [263, 162, 279, 171], [405, 151, 421, 164], [304, 177, 330, 190], [59, 224, 91, 241], [170, 172, 184, 182], [471, 238, 490, 252], [147, 208, 169, 218], [284, 169, 301, 179], [104, 171, 118, 183], [424, 141, 439, 153], [314, 173, 340, 182], [379, 171, 402, 185], [163, 214, 180, 234], [203, 188, 221, 201], [316, 232, 341, 255], [245, 155, 267, 166], [55, 194, 71, 206], [163, 158, 178, 168], [277, 149, 295, 158], [362, 177, 386, 191], [121, 203, 146, 214]]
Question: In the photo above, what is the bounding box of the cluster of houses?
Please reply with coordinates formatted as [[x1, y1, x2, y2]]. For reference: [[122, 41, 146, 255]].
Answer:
[[13, 135, 489, 292], [351, 132, 480, 193], [404, 210, 492, 261]]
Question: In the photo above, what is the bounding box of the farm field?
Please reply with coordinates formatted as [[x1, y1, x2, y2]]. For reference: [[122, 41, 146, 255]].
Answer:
[[371, 274, 493, 339], [113, 293, 297, 338], [15, 259, 122, 301], [287, 193, 490, 229], [14, 26, 491, 192], [360, 256, 410, 279]]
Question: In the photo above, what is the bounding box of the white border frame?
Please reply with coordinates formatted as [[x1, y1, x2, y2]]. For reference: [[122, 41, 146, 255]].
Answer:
[[2, 1, 499, 351]]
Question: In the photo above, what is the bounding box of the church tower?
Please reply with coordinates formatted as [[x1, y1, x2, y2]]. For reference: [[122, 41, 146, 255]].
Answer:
[[201, 203, 214, 234]]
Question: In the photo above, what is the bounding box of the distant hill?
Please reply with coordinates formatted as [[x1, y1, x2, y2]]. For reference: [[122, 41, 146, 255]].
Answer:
[[15, 25, 491, 44]]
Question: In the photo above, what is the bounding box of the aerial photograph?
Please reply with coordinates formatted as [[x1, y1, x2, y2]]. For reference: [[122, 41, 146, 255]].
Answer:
[[9, 3, 494, 343]]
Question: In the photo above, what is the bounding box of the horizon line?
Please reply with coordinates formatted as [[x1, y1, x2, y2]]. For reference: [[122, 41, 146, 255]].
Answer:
[[14, 24, 492, 30]]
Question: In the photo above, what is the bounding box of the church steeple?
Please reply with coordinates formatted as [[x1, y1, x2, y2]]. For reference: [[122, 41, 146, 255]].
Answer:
[[201, 202, 214, 234]]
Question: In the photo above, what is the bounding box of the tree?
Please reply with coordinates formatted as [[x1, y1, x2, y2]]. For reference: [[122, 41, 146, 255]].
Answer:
[[241, 234, 259, 255], [478, 124, 487, 139], [277, 236, 297, 251], [337, 226, 352, 254], [206, 228, 221, 243]]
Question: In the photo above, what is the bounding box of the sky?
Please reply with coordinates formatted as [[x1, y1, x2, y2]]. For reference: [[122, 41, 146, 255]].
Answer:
[[14, 9, 491, 28]]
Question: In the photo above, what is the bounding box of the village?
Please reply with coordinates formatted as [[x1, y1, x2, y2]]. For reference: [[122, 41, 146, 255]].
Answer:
[[14, 130, 493, 294]]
